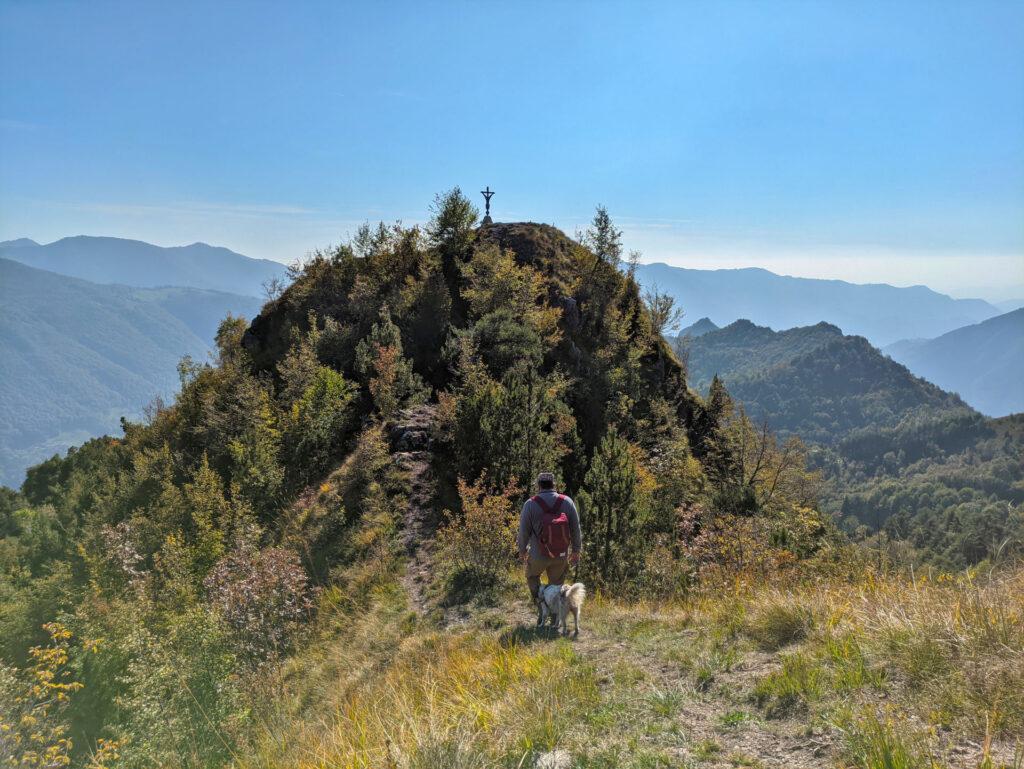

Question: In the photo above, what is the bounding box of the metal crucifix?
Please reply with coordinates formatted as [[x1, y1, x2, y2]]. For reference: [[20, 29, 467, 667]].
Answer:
[[480, 186, 495, 220]]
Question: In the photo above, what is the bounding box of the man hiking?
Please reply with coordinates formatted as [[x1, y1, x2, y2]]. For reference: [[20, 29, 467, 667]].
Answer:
[[517, 472, 583, 605]]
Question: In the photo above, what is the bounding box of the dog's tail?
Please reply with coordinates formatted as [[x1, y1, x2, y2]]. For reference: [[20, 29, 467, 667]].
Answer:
[[565, 583, 586, 609]]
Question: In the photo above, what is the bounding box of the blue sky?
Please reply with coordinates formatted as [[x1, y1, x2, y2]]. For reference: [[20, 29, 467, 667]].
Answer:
[[1, 1, 1022, 300]]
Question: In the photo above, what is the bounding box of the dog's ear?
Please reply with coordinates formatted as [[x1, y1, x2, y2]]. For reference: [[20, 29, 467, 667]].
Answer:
[[560, 584, 570, 596]]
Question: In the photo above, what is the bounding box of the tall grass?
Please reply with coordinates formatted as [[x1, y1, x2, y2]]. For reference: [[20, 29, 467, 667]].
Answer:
[[240, 589, 598, 768], [239, 561, 1023, 768], [824, 568, 1024, 736], [838, 709, 942, 769]]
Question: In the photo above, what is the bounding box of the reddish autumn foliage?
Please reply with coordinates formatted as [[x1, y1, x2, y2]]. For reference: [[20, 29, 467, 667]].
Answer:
[[204, 546, 318, 664]]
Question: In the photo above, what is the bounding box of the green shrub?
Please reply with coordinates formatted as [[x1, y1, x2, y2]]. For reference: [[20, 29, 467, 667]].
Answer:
[[437, 479, 518, 606]]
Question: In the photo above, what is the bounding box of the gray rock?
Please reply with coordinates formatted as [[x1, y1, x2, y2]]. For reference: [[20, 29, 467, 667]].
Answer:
[[558, 296, 581, 332], [390, 426, 431, 452], [388, 405, 437, 451], [535, 749, 572, 769]]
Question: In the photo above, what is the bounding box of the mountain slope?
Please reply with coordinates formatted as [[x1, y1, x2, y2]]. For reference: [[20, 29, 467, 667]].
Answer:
[[0, 202, 1018, 769], [680, 319, 969, 445], [884, 308, 1024, 416], [0, 235, 288, 296], [634, 262, 1000, 347], [680, 318, 1023, 568], [0, 258, 264, 486]]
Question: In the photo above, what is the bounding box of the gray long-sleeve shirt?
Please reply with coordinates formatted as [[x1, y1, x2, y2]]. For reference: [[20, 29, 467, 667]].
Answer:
[[517, 491, 583, 559]]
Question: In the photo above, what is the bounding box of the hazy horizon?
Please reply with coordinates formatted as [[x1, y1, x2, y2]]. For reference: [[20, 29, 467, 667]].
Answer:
[[2, 1, 1022, 301], [4, 229, 1021, 305]]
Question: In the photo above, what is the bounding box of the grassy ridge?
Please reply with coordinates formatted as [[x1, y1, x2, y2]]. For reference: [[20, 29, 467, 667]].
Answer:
[[239, 561, 1024, 768]]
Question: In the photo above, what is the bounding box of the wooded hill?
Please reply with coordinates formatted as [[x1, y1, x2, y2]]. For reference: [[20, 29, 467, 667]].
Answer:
[[678, 320, 1024, 569], [1, 194, 844, 767], [680, 319, 970, 445]]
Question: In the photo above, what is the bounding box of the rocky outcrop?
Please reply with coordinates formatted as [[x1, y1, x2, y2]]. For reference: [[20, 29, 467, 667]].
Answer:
[[389, 407, 434, 453], [557, 295, 581, 332]]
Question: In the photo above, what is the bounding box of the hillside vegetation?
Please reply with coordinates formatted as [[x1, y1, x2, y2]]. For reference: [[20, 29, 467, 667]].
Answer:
[[679, 320, 1024, 569], [0, 258, 263, 486], [0, 194, 1020, 769]]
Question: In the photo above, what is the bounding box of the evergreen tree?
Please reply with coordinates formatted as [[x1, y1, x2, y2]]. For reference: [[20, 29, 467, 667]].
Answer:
[[352, 220, 396, 259], [583, 205, 623, 264], [278, 318, 323, 407], [578, 428, 647, 588], [355, 306, 426, 418], [182, 453, 229, 578], [690, 375, 732, 462], [228, 390, 284, 522], [453, 356, 576, 491], [427, 187, 478, 259], [284, 367, 357, 489], [460, 243, 561, 376]]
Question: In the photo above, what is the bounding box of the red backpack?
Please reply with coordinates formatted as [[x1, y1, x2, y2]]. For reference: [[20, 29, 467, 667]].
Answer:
[[532, 494, 572, 559]]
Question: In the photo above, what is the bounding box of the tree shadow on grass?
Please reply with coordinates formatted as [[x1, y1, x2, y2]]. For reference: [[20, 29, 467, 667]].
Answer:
[[499, 622, 563, 648], [442, 566, 508, 608]]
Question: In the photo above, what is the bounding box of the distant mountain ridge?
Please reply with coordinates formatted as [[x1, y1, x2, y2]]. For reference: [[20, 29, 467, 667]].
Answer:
[[680, 318, 970, 445], [634, 262, 1000, 347], [0, 258, 265, 487], [884, 308, 1024, 417], [678, 317, 719, 338], [0, 235, 288, 296], [4, 238, 1002, 347]]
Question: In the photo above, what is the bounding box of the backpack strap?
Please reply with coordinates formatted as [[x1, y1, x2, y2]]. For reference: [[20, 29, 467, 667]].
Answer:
[[532, 494, 564, 516]]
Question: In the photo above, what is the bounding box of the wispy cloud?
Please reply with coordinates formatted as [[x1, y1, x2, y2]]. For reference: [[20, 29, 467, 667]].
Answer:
[[0, 117, 41, 131], [66, 200, 320, 219]]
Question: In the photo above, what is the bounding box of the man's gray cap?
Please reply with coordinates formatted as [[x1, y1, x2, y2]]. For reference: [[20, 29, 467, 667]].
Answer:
[[537, 472, 556, 485]]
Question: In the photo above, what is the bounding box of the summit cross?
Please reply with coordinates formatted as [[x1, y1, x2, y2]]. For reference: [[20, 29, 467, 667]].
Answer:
[[481, 186, 495, 218]]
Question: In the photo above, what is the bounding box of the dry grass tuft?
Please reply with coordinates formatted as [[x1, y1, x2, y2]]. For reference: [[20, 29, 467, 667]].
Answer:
[[744, 594, 815, 650]]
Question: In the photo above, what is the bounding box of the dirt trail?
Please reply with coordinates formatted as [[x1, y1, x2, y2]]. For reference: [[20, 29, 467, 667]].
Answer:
[[388, 448, 839, 767], [389, 404, 440, 614], [498, 595, 837, 769], [390, 469, 1004, 769]]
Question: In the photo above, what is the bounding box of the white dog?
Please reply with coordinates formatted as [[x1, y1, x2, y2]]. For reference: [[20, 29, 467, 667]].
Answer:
[[537, 582, 586, 637]]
